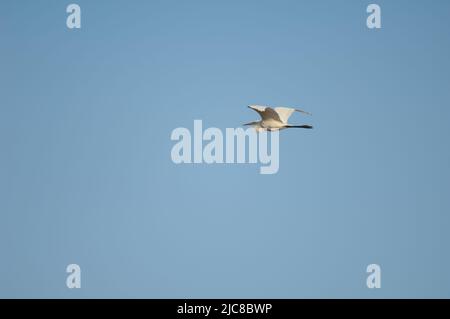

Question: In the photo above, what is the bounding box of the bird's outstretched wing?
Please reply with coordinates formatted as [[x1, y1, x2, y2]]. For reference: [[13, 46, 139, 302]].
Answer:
[[275, 107, 311, 124], [248, 105, 282, 122]]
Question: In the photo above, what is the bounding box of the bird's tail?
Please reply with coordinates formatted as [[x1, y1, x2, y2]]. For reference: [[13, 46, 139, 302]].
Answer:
[[286, 125, 313, 129]]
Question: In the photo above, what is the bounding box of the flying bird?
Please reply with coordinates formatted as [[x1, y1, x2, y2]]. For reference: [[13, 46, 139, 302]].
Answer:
[[244, 105, 313, 132]]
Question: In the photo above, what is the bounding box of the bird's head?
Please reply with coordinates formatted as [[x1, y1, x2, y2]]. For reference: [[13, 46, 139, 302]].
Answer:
[[243, 121, 259, 127]]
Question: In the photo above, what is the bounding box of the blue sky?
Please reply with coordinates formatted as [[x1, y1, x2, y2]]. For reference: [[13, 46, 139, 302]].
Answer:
[[1, 0, 450, 298]]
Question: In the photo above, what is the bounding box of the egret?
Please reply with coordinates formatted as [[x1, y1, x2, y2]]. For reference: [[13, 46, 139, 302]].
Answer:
[[244, 105, 313, 132]]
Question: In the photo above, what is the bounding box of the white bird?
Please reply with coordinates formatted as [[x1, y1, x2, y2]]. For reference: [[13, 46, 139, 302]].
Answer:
[[244, 105, 313, 132]]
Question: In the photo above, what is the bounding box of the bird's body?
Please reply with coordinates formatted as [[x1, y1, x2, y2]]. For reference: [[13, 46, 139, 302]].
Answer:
[[244, 105, 313, 132]]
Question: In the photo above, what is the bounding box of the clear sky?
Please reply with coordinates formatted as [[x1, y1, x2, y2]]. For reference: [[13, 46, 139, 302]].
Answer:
[[1, 0, 450, 298]]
